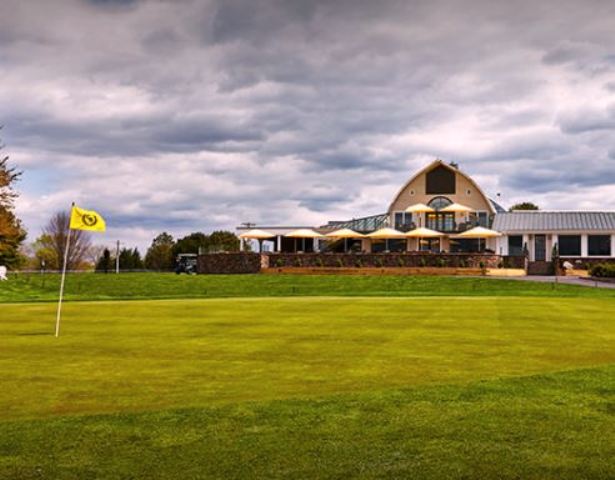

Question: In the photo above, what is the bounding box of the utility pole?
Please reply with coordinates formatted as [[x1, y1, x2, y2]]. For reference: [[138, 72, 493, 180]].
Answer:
[[115, 240, 120, 274]]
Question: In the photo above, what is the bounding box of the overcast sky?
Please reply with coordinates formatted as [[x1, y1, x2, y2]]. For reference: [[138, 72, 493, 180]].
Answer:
[[2, 0, 615, 251]]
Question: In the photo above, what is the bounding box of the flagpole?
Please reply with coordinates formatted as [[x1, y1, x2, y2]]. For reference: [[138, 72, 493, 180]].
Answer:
[[55, 203, 74, 338]]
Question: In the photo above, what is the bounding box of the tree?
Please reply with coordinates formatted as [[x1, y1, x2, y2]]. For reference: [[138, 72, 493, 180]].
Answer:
[[173, 232, 209, 257], [509, 202, 539, 211], [0, 130, 27, 268], [145, 232, 175, 270], [95, 248, 112, 273], [208, 230, 240, 252], [31, 234, 59, 270], [87, 245, 106, 267], [118, 247, 144, 271], [42, 211, 92, 270]]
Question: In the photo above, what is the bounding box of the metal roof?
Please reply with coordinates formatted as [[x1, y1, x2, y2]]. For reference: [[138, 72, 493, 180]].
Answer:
[[321, 213, 388, 233], [493, 211, 615, 232]]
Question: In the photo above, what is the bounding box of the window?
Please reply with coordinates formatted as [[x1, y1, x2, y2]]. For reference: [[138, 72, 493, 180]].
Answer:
[[426, 165, 456, 194], [558, 235, 581, 256], [478, 212, 488, 227], [588, 235, 611, 256], [508, 235, 523, 256], [372, 239, 406, 253], [426, 213, 455, 232], [427, 196, 452, 210], [393, 212, 413, 231], [419, 238, 441, 252], [451, 238, 479, 253]]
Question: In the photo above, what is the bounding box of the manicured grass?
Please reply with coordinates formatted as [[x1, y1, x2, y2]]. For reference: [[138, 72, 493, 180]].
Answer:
[[2, 367, 613, 480], [1, 272, 614, 303], [1, 296, 614, 478]]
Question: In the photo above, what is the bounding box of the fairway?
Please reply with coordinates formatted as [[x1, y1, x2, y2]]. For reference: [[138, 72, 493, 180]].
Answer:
[[1, 294, 614, 479]]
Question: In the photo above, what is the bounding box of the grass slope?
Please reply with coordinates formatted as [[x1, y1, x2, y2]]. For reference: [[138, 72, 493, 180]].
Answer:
[[1, 367, 614, 479], [2, 297, 614, 421], [2, 292, 614, 478], [2, 272, 614, 303]]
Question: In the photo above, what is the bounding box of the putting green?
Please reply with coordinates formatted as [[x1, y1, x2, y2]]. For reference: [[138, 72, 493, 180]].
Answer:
[[2, 296, 614, 420]]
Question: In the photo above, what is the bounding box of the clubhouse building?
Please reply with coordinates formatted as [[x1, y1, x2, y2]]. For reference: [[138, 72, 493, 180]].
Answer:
[[238, 159, 615, 264]]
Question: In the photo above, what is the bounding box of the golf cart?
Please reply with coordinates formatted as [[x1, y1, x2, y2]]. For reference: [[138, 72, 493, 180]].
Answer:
[[175, 253, 198, 274]]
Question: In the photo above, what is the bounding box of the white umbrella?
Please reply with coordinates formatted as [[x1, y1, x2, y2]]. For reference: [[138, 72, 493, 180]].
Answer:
[[285, 229, 324, 252], [366, 227, 406, 252], [440, 203, 473, 213], [405, 203, 435, 227], [455, 226, 501, 252], [405, 227, 444, 252], [239, 229, 275, 252], [325, 228, 365, 252], [405, 203, 435, 213]]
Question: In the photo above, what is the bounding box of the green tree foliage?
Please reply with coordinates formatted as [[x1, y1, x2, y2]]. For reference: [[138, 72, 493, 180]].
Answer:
[[119, 247, 144, 271], [173, 231, 241, 256], [0, 132, 27, 268], [145, 232, 175, 271], [173, 230, 239, 256], [208, 230, 240, 252], [31, 234, 59, 270], [95, 248, 113, 273], [509, 202, 539, 211], [173, 232, 209, 256]]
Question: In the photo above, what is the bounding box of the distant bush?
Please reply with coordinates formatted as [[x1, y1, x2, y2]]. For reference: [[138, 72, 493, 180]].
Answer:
[[589, 263, 615, 278]]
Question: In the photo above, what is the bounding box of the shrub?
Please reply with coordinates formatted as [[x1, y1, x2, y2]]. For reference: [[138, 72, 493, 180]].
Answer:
[[355, 259, 362, 268], [398, 257, 405, 267], [589, 263, 615, 278], [295, 258, 302, 267], [479, 261, 487, 275], [419, 257, 427, 267], [459, 259, 467, 268], [275, 257, 285, 267], [436, 257, 447, 268], [336, 258, 344, 268], [316, 257, 324, 267], [375, 257, 384, 267]]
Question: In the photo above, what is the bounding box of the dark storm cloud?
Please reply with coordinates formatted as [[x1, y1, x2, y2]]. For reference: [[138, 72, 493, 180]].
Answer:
[[2, 0, 615, 249]]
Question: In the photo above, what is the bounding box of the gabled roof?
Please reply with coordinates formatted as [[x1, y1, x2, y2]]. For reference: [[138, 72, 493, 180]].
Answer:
[[387, 159, 496, 214], [493, 211, 615, 232]]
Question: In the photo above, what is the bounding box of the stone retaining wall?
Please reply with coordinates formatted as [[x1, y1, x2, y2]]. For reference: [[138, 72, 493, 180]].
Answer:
[[265, 253, 503, 269], [197, 252, 514, 274], [197, 253, 261, 274]]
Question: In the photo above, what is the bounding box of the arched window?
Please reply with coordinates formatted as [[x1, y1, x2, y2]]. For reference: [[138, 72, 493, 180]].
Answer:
[[426, 196, 455, 232], [428, 196, 452, 211]]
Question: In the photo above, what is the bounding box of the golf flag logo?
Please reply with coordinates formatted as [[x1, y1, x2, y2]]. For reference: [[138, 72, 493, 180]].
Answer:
[[70, 205, 106, 232]]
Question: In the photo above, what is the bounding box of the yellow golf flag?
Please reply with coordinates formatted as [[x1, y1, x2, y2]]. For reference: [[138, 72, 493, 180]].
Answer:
[[70, 205, 106, 232]]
